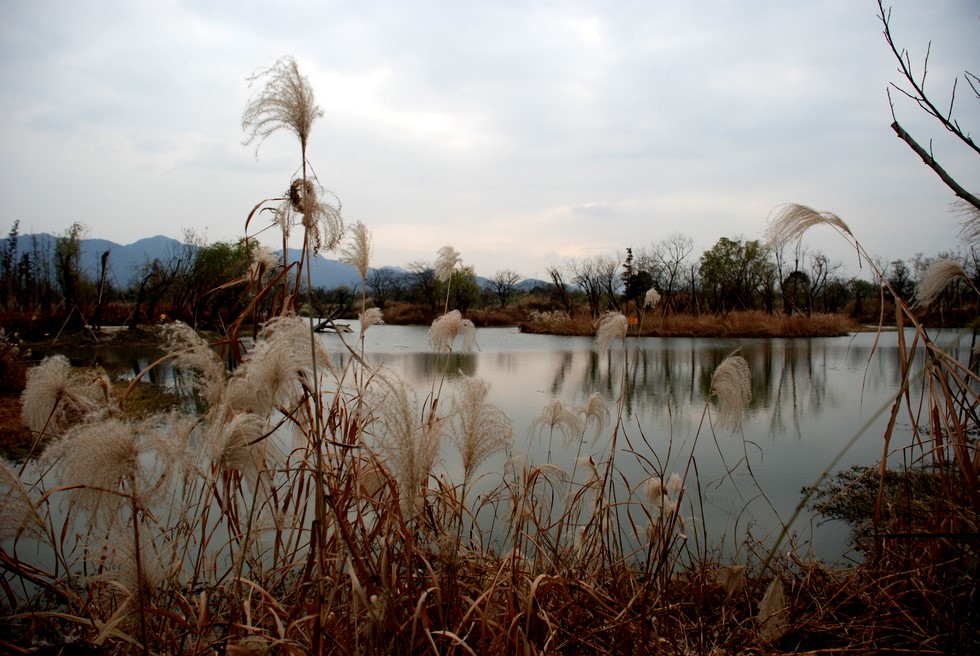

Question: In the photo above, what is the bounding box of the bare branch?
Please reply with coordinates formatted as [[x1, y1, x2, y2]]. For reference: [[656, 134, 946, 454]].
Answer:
[[891, 121, 980, 213]]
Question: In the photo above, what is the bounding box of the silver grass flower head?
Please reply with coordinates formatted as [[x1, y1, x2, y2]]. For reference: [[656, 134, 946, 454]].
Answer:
[[21, 355, 115, 435], [164, 322, 226, 408], [580, 392, 610, 443], [360, 307, 384, 332], [428, 310, 476, 353], [527, 399, 584, 447], [710, 353, 752, 430], [225, 315, 335, 417], [206, 410, 283, 492], [299, 183, 344, 254], [435, 245, 463, 282], [250, 244, 278, 281], [84, 529, 179, 601], [958, 202, 980, 247], [644, 288, 661, 309], [242, 56, 323, 156], [0, 460, 49, 544], [594, 312, 628, 352], [450, 376, 513, 485], [913, 259, 967, 308], [42, 417, 174, 527], [368, 372, 442, 516], [757, 577, 790, 642], [340, 221, 372, 283], [764, 203, 852, 249]]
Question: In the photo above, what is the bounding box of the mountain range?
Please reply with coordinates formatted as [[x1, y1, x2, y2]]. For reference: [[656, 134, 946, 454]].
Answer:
[[0, 233, 546, 292]]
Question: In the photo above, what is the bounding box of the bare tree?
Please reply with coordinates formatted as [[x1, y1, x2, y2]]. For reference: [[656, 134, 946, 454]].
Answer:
[[569, 257, 604, 318], [878, 1, 980, 216], [489, 269, 522, 308], [545, 264, 573, 315], [596, 255, 622, 312], [407, 261, 439, 313], [367, 267, 405, 309], [653, 233, 694, 313]]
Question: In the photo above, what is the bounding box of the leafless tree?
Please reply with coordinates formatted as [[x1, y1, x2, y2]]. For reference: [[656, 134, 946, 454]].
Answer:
[[545, 264, 573, 315], [367, 267, 405, 309], [653, 233, 694, 313], [878, 1, 980, 219], [569, 257, 605, 318], [489, 269, 522, 308]]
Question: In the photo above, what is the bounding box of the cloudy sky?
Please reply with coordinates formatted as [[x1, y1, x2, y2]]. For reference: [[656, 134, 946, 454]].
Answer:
[[1, 1, 977, 280]]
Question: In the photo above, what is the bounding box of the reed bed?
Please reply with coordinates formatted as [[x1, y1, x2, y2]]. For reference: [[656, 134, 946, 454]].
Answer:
[[1, 61, 977, 655], [521, 309, 858, 338]]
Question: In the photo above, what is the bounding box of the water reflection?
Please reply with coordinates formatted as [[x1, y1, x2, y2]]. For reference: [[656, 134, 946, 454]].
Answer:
[[35, 325, 968, 561], [320, 325, 973, 560]]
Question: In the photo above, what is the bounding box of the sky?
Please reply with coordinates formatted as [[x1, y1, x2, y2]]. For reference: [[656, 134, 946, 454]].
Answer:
[[1, 1, 978, 281]]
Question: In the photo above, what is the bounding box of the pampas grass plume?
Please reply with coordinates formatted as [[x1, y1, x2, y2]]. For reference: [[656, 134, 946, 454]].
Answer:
[[450, 377, 513, 485], [435, 245, 463, 283], [340, 221, 372, 283], [165, 322, 227, 408], [242, 56, 323, 156], [644, 288, 661, 309], [710, 353, 752, 430], [360, 307, 384, 332], [580, 392, 610, 442], [428, 310, 476, 353], [913, 259, 967, 307], [369, 372, 443, 515], [21, 355, 114, 435], [595, 312, 628, 352], [528, 399, 584, 446], [765, 203, 852, 249]]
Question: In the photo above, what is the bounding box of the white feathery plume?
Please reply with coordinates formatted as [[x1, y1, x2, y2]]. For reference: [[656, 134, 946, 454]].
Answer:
[[594, 312, 628, 353], [757, 577, 790, 641], [450, 377, 513, 485], [249, 244, 278, 282], [360, 307, 384, 332], [340, 221, 372, 284], [21, 355, 115, 435], [764, 203, 852, 249], [223, 315, 335, 418], [206, 411, 282, 493], [644, 288, 661, 309], [527, 399, 584, 447], [0, 460, 49, 544], [367, 372, 443, 516], [41, 416, 179, 528], [710, 353, 752, 431], [428, 310, 476, 353], [913, 259, 968, 308], [164, 322, 226, 408], [242, 56, 323, 157], [435, 246, 463, 283], [579, 392, 610, 443]]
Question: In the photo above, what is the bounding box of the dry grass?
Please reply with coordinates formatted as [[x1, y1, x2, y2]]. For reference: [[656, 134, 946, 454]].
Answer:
[[521, 309, 858, 337]]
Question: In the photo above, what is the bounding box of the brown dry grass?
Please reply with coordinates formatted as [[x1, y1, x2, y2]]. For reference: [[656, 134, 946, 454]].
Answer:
[[520, 310, 858, 337]]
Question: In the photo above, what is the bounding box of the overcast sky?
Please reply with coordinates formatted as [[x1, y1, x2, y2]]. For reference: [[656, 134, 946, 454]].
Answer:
[[1, 1, 977, 280]]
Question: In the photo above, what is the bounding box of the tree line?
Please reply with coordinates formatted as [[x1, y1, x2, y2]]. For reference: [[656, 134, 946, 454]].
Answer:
[[2, 220, 977, 334]]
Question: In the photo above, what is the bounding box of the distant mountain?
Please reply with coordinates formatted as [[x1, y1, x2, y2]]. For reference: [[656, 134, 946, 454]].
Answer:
[[0, 234, 399, 292], [0, 233, 547, 293]]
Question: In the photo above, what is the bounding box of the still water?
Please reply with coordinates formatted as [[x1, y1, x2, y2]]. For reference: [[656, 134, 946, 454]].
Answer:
[[33, 323, 976, 563], [319, 323, 975, 562]]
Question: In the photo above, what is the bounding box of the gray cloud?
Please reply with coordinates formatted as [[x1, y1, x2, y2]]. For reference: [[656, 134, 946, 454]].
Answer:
[[1, 0, 978, 279]]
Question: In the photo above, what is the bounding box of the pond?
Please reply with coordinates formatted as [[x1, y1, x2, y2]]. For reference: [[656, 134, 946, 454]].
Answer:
[[27, 322, 976, 563], [317, 322, 975, 562]]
